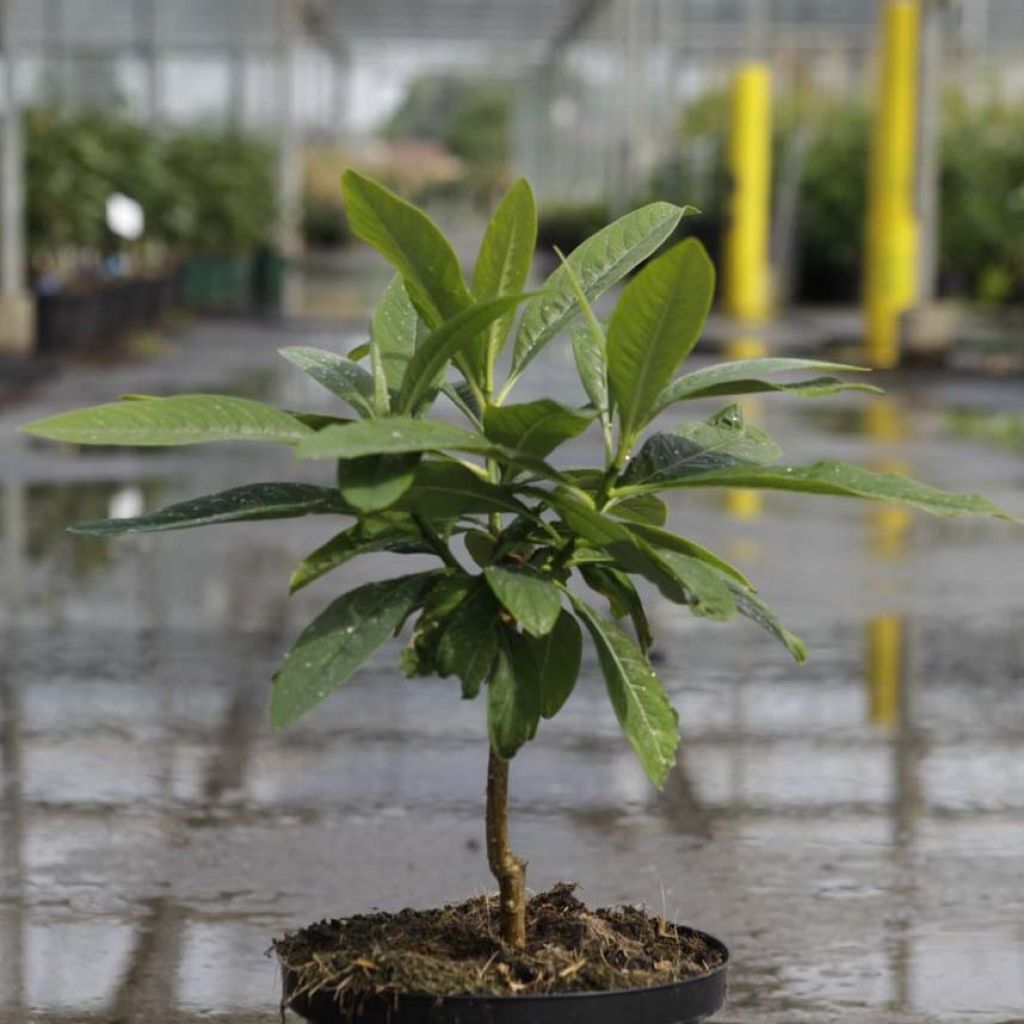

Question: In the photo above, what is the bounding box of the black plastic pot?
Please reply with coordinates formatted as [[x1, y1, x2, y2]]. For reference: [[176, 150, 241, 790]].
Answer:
[[281, 927, 728, 1024]]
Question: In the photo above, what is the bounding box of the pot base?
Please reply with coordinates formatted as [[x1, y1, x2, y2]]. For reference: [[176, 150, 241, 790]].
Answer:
[[281, 926, 728, 1024]]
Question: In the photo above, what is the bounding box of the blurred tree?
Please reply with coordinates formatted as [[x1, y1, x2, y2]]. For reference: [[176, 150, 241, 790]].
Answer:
[[382, 74, 512, 165]]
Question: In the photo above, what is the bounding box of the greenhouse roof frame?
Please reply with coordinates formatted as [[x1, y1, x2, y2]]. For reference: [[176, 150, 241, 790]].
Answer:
[[324, 0, 610, 52]]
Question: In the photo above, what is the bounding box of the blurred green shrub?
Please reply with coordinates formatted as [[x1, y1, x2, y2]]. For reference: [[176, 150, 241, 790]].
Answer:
[[381, 74, 513, 209], [940, 94, 1024, 304], [160, 131, 277, 252], [26, 109, 277, 271], [535, 201, 610, 261], [654, 89, 1024, 306]]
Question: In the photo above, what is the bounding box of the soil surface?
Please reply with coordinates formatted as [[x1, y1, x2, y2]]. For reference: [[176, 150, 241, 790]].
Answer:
[[274, 883, 725, 1012]]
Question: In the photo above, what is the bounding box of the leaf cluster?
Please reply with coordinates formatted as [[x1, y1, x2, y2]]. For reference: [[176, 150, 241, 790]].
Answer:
[[23, 173, 1018, 788]]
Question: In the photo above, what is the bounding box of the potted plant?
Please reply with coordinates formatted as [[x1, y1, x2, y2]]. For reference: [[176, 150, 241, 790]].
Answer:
[[22, 172, 1016, 1023]]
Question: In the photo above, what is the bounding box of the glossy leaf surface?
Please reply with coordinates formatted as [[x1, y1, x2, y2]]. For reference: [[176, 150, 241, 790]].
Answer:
[[297, 417, 494, 460], [513, 201, 688, 375], [622, 404, 781, 486], [484, 565, 562, 638], [571, 598, 679, 786], [23, 394, 311, 446], [336, 453, 421, 512], [483, 399, 593, 459], [653, 357, 874, 412], [289, 517, 429, 593], [397, 295, 530, 413], [487, 630, 541, 759], [371, 275, 422, 394], [629, 461, 1021, 520], [607, 238, 715, 439], [271, 571, 438, 728], [342, 170, 471, 327], [472, 179, 537, 381], [278, 347, 376, 417], [71, 483, 345, 536], [524, 610, 582, 719]]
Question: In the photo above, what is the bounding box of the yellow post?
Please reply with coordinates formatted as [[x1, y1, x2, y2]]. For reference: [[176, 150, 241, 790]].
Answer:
[[867, 616, 904, 726], [864, 397, 910, 727], [725, 63, 772, 323], [865, 1, 921, 369]]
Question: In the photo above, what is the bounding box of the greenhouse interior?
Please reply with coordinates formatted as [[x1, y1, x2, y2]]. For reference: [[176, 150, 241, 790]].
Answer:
[[1, 1, 1023, 1022]]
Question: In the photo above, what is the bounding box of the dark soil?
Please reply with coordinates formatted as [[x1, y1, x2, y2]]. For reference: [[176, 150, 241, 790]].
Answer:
[[274, 883, 725, 1013]]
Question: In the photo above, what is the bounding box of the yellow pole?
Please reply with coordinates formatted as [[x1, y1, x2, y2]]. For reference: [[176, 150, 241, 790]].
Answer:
[[864, 397, 910, 727], [867, 616, 904, 726], [725, 63, 772, 323], [865, 1, 921, 369]]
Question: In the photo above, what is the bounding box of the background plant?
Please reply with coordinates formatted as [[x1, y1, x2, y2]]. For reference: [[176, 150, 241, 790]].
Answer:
[[25, 110, 277, 273], [23, 173, 1015, 949]]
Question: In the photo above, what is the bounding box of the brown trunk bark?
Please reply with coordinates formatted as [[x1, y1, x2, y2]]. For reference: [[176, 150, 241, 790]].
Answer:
[[485, 748, 526, 948]]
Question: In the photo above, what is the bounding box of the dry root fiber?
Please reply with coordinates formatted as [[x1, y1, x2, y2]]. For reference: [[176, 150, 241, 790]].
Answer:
[[274, 883, 724, 1014]]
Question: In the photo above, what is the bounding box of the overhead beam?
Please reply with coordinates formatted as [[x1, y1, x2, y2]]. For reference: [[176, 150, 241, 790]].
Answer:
[[546, 0, 613, 62]]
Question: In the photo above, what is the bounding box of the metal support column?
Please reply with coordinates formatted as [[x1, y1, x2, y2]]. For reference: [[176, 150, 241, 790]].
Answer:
[[0, 0, 34, 354], [140, 0, 163, 125], [916, 0, 942, 303], [864, 1, 921, 368], [229, 0, 248, 130], [724, 62, 772, 322], [276, 0, 303, 314]]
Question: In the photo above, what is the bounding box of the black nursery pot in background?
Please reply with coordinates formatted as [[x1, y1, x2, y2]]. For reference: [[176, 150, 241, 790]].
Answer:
[[281, 929, 729, 1024]]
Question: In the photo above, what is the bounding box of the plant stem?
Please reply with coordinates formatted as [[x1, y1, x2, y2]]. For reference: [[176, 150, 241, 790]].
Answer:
[[486, 748, 526, 948], [412, 513, 460, 570]]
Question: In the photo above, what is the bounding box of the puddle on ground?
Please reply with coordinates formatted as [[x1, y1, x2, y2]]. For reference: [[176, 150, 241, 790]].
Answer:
[[1, 319, 1023, 1023]]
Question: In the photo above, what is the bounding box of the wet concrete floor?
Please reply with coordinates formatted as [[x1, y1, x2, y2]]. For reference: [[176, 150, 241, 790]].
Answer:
[[1, 314, 1023, 1023]]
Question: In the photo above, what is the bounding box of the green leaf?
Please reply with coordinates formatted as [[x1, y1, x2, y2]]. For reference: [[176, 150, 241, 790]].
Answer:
[[483, 399, 593, 458], [69, 483, 346, 536], [22, 394, 312, 447], [571, 597, 679, 787], [578, 564, 653, 651], [295, 417, 494, 460], [607, 238, 715, 440], [436, 582, 500, 698], [289, 517, 429, 593], [571, 323, 610, 420], [549, 492, 732, 614], [341, 170, 471, 328], [471, 179, 537, 383], [631, 461, 1022, 521], [728, 584, 807, 663], [524, 610, 582, 718], [484, 564, 562, 638], [291, 412, 356, 431], [371, 275, 422, 395], [270, 571, 438, 728], [513, 201, 689, 375], [403, 574, 478, 678], [398, 295, 531, 414], [621, 404, 781, 487], [336, 453, 421, 512], [394, 462, 528, 520], [464, 530, 497, 567], [620, 520, 752, 587], [609, 493, 668, 527], [652, 549, 736, 620], [652, 357, 874, 413], [442, 380, 483, 425], [487, 629, 541, 759], [278, 347, 376, 417]]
